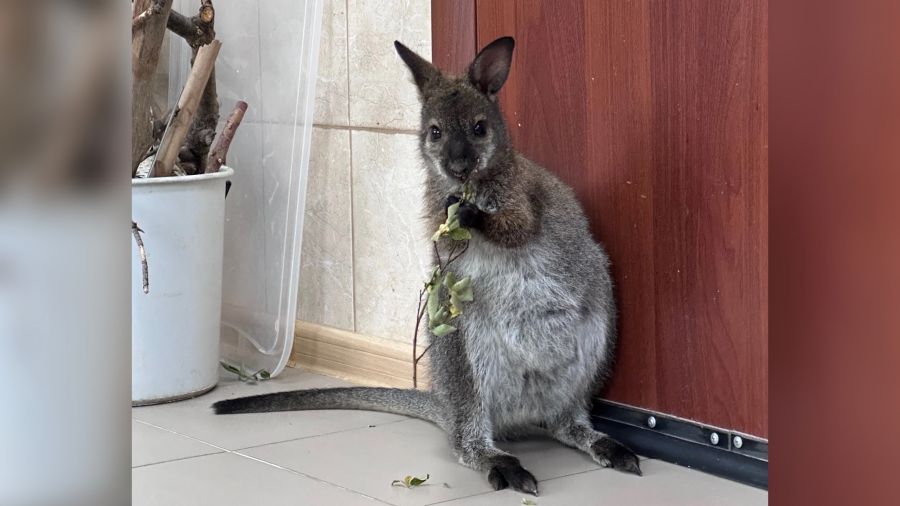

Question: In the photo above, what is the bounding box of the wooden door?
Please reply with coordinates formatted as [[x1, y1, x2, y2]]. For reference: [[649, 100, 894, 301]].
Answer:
[[434, 0, 768, 437]]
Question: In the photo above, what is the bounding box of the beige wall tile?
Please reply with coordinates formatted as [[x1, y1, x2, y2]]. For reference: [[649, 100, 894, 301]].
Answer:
[[351, 130, 430, 342], [314, 0, 350, 126], [347, 0, 431, 130], [298, 127, 355, 330]]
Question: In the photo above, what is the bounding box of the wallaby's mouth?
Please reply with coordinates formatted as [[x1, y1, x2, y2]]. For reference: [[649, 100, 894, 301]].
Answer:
[[447, 162, 470, 180], [445, 157, 481, 182]]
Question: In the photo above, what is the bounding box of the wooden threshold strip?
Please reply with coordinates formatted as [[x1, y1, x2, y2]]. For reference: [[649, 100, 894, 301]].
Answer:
[[292, 321, 430, 389]]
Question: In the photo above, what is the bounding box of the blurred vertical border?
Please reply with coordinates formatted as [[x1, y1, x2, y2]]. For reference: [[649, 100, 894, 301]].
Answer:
[[0, 1, 131, 505], [771, 0, 900, 504]]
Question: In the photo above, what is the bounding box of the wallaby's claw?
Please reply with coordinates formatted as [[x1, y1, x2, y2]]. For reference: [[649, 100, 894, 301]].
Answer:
[[487, 456, 539, 495], [591, 438, 642, 476]]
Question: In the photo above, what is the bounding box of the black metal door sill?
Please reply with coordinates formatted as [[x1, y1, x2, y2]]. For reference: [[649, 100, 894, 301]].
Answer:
[[591, 399, 768, 489]]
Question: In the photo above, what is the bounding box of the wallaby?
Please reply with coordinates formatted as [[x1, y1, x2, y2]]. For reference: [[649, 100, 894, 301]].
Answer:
[[212, 36, 641, 495]]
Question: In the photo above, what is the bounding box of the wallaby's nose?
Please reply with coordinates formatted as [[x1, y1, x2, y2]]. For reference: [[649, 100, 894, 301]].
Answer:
[[446, 139, 473, 177], [448, 138, 466, 159]]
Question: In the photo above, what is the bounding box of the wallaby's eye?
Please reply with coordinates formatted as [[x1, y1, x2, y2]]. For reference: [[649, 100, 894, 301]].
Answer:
[[473, 121, 486, 137], [430, 126, 442, 141]]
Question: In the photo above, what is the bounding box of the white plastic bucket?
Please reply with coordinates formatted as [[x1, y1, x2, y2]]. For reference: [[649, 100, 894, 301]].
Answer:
[[132, 168, 233, 405]]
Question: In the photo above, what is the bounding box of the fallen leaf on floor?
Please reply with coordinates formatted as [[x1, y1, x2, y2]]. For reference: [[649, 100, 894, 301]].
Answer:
[[522, 499, 537, 505], [391, 474, 430, 488], [219, 361, 271, 383]]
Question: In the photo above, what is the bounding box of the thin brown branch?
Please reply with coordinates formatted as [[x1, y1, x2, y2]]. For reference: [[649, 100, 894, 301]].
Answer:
[[207, 100, 247, 172], [411, 289, 427, 389], [415, 343, 433, 364], [132, 221, 150, 294], [433, 241, 443, 271], [447, 242, 470, 265], [445, 242, 458, 265], [412, 237, 470, 387]]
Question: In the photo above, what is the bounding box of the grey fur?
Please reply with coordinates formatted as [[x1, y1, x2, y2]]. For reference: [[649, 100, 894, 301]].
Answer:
[[212, 36, 641, 494]]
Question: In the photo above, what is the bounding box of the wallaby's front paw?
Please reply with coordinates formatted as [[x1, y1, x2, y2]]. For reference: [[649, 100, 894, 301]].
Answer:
[[445, 195, 461, 212], [591, 438, 642, 476], [487, 456, 539, 495], [474, 190, 500, 214], [456, 201, 484, 229]]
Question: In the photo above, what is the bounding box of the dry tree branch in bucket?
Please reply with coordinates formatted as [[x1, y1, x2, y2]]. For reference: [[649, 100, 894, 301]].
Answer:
[[152, 39, 221, 177], [132, 0, 174, 175], [167, 0, 219, 174], [132, 0, 167, 32], [132, 221, 150, 294], [207, 100, 248, 173]]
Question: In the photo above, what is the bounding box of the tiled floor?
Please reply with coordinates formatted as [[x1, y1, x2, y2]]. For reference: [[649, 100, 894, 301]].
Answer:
[[132, 368, 768, 505]]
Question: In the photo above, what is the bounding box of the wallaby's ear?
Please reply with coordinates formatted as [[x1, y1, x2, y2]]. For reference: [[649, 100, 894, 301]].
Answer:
[[394, 40, 440, 94], [468, 36, 515, 98]]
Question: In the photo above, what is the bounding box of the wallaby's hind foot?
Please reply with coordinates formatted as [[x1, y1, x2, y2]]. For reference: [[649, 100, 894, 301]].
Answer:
[[487, 455, 539, 495], [549, 415, 643, 476], [591, 438, 642, 476]]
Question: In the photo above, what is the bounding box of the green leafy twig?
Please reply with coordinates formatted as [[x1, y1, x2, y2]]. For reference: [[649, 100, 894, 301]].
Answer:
[[391, 474, 430, 488], [412, 184, 475, 388], [220, 361, 271, 383]]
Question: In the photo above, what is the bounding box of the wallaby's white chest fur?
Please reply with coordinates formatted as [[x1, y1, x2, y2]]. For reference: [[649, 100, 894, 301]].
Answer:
[[454, 235, 611, 430]]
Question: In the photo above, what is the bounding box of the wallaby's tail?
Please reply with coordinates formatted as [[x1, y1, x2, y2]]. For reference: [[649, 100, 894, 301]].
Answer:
[[212, 387, 445, 428]]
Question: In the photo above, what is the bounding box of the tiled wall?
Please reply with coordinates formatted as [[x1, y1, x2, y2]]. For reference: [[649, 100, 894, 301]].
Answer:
[[297, 0, 433, 343]]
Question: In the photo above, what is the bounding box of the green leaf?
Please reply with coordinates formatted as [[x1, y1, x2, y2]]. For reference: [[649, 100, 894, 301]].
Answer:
[[449, 293, 462, 313], [431, 323, 457, 336], [442, 271, 457, 289], [256, 370, 271, 380], [461, 182, 476, 202], [391, 474, 430, 488], [426, 285, 441, 320], [221, 361, 256, 382], [448, 228, 472, 241], [522, 499, 537, 505], [407, 474, 430, 487], [447, 202, 460, 220], [455, 286, 474, 302], [449, 303, 461, 318], [424, 266, 440, 289], [451, 276, 471, 293], [431, 223, 450, 241], [220, 361, 241, 375]]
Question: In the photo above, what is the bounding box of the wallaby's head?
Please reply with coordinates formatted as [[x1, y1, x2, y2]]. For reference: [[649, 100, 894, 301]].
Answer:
[[394, 37, 515, 183]]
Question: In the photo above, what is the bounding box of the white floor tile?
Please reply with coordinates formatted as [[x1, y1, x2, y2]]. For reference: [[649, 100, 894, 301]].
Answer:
[[133, 452, 387, 506], [132, 368, 406, 449], [243, 419, 624, 506], [131, 367, 768, 506], [244, 419, 491, 505], [131, 420, 221, 467], [435, 459, 767, 506]]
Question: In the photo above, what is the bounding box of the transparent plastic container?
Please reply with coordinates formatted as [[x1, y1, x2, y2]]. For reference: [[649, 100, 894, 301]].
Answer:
[[168, 0, 324, 377]]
